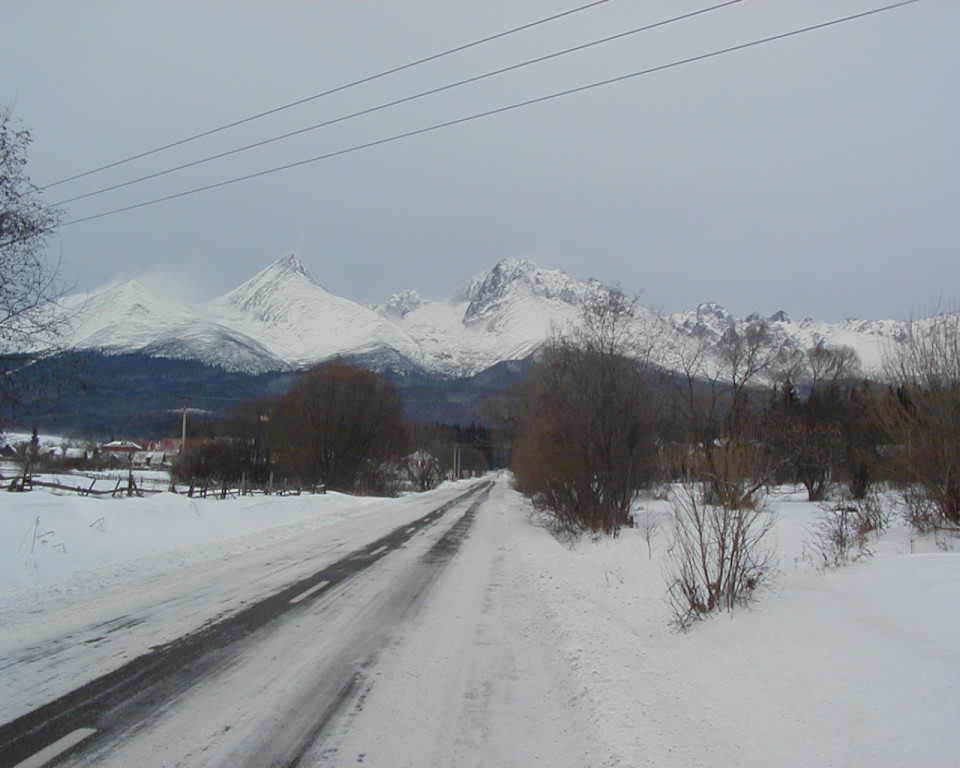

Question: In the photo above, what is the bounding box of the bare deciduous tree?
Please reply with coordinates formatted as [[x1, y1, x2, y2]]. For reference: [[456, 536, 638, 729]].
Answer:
[[806, 340, 861, 390], [269, 361, 407, 495], [660, 318, 783, 627], [766, 362, 850, 503], [512, 289, 660, 535], [637, 507, 660, 559], [670, 316, 786, 509], [718, 316, 786, 437], [879, 307, 960, 528], [0, 106, 64, 426]]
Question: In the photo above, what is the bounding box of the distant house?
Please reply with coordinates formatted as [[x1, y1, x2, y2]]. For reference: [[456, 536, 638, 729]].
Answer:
[[101, 440, 145, 454], [101, 440, 145, 465], [132, 451, 170, 468]]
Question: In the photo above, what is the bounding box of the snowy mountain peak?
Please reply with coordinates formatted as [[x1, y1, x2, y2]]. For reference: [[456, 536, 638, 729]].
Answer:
[[54, 255, 930, 380], [459, 258, 601, 330], [770, 310, 790, 324], [275, 252, 310, 278], [202, 253, 424, 369], [379, 290, 424, 320], [212, 253, 328, 322], [91, 278, 161, 305], [672, 302, 735, 339], [243, 252, 313, 289], [63, 278, 187, 327], [697, 301, 734, 323]]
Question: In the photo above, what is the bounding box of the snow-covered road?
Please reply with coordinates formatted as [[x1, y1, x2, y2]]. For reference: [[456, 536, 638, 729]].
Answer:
[[318, 477, 597, 767], [1, 477, 597, 767], [1, 482, 481, 723]]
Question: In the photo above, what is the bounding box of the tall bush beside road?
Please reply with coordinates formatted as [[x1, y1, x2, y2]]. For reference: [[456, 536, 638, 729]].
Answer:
[[512, 290, 659, 535], [268, 361, 407, 495]]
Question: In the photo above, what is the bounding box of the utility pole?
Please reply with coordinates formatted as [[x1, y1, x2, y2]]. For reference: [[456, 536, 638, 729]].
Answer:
[[181, 400, 188, 456]]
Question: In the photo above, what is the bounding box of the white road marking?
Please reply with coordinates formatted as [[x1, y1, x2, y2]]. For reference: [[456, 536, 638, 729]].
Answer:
[[405, 527, 416, 533], [289, 580, 330, 605], [14, 727, 98, 768], [369, 546, 388, 557]]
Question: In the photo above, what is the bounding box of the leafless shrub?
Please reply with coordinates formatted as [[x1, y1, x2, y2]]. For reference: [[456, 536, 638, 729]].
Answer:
[[805, 490, 889, 570], [900, 487, 944, 534], [637, 506, 661, 559], [808, 504, 868, 570], [663, 482, 778, 631], [401, 450, 443, 492], [522, 495, 583, 546], [698, 436, 773, 511], [355, 459, 402, 498], [172, 439, 247, 487], [402, 422, 449, 491], [854, 491, 889, 536]]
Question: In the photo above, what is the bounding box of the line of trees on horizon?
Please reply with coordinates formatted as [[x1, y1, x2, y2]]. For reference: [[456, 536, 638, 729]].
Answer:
[[169, 359, 503, 497]]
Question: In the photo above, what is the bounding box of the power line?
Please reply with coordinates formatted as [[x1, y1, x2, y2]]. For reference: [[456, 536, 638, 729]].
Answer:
[[42, 0, 615, 190], [51, 0, 745, 207], [62, 0, 919, 228]]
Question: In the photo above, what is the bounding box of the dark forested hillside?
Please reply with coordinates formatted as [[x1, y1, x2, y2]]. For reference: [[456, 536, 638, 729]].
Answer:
[[9, 351, 531, 439]]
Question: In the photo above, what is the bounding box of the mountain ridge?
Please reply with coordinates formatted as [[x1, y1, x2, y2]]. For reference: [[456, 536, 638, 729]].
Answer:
[[55, 254, 912, 380]]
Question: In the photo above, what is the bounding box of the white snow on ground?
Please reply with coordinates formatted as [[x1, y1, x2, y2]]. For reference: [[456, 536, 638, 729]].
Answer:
[[518, 488, 960, 767], [1, 485, 387, 592], [1, 477, 958, 766]]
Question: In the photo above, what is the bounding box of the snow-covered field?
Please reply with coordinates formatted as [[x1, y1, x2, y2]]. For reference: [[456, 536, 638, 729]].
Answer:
[[1, 477, 957, 766]]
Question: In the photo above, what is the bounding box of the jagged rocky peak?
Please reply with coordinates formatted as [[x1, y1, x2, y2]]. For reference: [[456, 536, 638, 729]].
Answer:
[[696, 301, 733, 324], [673, 301, 734, 338], [275, 251, 310, 277], [214, 252, 328, 315], [770, 310, 790, 323], [245, 252, 314, 289], [676, 304, 795, 342], [379, 290, 424, 320], [459, 258, 599, 327]]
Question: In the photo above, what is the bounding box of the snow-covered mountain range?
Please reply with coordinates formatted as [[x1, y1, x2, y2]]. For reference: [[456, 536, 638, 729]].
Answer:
[[58, 254, 907, 379]]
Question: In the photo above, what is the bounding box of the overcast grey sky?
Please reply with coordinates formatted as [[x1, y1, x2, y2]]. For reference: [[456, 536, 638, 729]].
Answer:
[[1, 0, 957, 321]]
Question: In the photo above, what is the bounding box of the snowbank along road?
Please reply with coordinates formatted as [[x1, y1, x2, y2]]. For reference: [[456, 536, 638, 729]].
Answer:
[[1, 478, 592, 767]]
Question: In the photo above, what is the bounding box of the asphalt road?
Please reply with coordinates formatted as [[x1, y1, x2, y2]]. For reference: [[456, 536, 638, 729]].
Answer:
[[0, 481, 490, 768]]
